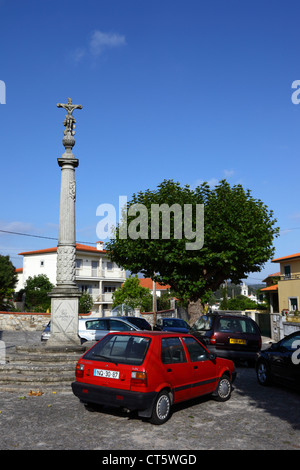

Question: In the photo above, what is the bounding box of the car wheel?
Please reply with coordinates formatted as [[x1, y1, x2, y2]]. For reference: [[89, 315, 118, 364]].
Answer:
[[256, 360, 271, 386], [149, 390, 171, 425], [213, 374, 232, 402]]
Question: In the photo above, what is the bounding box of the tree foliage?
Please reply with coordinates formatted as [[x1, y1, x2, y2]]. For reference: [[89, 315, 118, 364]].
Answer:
[[79, 292, 94, 314], [0, 255, 18, 310], [106, 179, 279, 318], [157, 291, 172, 311], [24, 274, 54, 312], [225, 295, 267, 311], [112, 275, 152, 312]]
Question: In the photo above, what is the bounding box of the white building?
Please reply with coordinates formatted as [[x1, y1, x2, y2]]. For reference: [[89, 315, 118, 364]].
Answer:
[[240, 282, 258, 303], [17, 241, 126, 316]]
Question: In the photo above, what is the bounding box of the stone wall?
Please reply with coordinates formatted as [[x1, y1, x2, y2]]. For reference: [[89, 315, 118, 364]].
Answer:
[[0, 308, 176, 332], [0, 312, 50, 331], [269, 313, 300, 340]]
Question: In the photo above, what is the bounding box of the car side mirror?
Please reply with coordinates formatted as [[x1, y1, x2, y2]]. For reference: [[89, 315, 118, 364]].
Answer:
[[209, 353, 216, 361]]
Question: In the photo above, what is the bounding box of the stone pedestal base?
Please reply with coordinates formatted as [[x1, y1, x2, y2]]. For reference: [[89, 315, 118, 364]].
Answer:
[[47, 287, 81, 347]]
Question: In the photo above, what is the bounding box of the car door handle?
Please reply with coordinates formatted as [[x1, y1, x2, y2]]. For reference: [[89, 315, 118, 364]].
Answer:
[[194, 365, 198, 369], [167, 368, 172, 372]]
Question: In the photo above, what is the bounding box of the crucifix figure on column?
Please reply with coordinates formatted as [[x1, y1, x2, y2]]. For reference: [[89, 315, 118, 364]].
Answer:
[[57, 98, 83, 136]]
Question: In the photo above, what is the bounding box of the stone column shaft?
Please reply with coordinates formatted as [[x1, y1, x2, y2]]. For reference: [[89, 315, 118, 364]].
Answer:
[[56, 157, 78, 289]]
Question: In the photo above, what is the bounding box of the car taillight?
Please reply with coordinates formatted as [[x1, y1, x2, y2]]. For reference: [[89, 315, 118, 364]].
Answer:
[[75, 363, 84, 378], [131, 371, 147, 387], [210, 335, 216, 344]]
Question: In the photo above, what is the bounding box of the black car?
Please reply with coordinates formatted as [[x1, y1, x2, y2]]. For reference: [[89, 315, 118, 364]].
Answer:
[[154, 317, 189, 333], [190, 313, 261, 365], [256, 331, 300, 390], [110, 316, 152, 331]]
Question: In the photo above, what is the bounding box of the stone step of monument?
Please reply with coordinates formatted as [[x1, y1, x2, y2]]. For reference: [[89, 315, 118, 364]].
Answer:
[[0, 360, 75, 379], [15, 343, 89, 354], [0, 372, 75, 383], [0, 343, 91, 392], [0, 362, 76, 373], [0, 383, 73, 393], [7, 352, 82, 363], [0, 362, 76, 392]]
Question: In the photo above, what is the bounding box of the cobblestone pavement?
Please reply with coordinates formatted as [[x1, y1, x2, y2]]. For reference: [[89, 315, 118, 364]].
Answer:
[[0, 331, 299, 451]]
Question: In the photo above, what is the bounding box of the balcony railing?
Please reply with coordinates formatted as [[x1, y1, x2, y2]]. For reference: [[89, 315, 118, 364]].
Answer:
[[279, 274, 300, 281], [95, 293, 114, 303], [75, 267, 125, 279]]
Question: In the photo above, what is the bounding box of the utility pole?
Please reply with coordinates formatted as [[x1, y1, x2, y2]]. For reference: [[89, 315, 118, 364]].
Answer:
[[152, 278, 157, 328]]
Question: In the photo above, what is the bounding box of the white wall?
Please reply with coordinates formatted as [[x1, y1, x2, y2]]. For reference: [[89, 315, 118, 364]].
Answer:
[[20, 253, 57, 288]]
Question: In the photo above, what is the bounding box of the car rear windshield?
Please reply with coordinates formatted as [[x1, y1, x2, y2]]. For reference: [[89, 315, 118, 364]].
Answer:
[[216, 317, 257, 334], [192, 315, 214, 331], [83, 334, 151, 365]]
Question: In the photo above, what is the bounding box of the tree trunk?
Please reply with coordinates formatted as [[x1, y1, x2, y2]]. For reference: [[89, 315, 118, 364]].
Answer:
[[187, 299, 204, 325]]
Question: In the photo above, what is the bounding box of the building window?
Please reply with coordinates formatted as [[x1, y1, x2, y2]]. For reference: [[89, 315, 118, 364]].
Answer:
[[104, 286, 116, 293], [284, 265, 291, 279], [76, 259, 83, 274], [40, 261, 44, 267], [289, 297, 298, 311], [106, 262, 113, 270], [79, 284, 92, 294], [92, 261, 98, 276]]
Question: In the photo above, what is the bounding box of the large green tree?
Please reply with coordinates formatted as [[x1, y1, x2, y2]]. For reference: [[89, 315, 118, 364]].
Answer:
[[0, 255, 18, 310], [106, 179, 279, 323]]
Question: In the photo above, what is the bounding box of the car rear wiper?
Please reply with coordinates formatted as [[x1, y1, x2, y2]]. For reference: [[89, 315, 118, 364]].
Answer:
[[93, 354, 118, 366]]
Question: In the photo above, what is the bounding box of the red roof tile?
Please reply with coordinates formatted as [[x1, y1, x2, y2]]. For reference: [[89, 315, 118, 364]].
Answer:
[[272, 253, 300, 263], [262, 272, 280, 282], [139, 278, 170, 290], [260, 284, 278, 292], [19, 244, 105, 256]]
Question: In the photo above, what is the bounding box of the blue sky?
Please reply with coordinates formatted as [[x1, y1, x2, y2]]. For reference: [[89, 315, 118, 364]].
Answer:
[[1, 0, 300, 284]]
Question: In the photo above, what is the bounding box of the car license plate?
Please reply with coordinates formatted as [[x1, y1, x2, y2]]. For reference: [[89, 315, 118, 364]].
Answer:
[[229, 338, 247, 345], [94, 369, 119, 379]]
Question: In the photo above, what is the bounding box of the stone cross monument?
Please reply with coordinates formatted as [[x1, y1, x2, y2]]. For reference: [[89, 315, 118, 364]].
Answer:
[[47, 98, 82, 347]]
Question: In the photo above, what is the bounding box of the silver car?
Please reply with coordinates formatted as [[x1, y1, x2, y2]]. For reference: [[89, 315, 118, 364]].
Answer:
[[78, 317, 142, 343], [41, 317, 142, 343]]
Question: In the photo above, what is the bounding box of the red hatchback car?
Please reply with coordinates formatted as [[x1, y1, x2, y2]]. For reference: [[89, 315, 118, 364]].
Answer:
[[72, 331, 236, 424]]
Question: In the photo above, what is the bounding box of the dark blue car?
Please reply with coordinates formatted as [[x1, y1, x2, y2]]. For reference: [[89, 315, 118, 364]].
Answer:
[[154, 317, 189, 333], [256, 330, 300, 390]]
